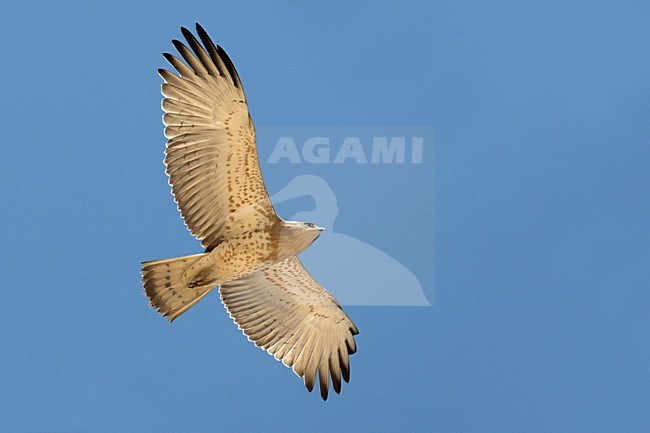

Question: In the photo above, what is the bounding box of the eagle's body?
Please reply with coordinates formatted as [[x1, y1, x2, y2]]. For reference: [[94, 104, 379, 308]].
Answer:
[[141, 24, 358, 400], [180, 215, 320, 289]]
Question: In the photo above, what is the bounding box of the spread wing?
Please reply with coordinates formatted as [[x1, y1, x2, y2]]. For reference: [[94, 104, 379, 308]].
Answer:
[[219, 257, 359, 400], [159, 24, 275, 248]]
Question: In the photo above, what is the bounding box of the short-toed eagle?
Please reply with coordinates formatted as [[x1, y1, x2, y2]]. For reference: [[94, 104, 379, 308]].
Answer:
[[141, 24, 358, 400]]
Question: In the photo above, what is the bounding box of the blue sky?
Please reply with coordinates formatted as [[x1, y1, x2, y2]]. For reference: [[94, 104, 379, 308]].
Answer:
[[1, 1, 649, 432]]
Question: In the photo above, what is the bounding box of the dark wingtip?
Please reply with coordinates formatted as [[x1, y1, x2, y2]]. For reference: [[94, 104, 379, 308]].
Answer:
[[171, 39, 186, 52], [331, 372, 342, 394], [215, 44, 242, 88], [161, 53, 177, 67], [180, 26, 198, 45], [180, 27, 192, 42], [195, 23, 213, 50], [342, 363, 350, 383]]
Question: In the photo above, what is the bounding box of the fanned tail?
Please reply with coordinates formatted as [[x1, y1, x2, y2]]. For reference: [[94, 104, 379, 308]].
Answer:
[[141, 253, 214, 322]]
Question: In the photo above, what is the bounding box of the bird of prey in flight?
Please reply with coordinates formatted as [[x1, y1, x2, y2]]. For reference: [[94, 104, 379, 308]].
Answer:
[[141, 24, 358, 400]]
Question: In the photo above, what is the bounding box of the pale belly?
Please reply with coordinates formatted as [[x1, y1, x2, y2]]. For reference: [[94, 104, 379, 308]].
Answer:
[[181, 231, 277, 288]]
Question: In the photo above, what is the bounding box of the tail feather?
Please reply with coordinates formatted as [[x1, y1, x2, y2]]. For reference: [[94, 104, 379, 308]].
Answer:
[[141, 253, 214, 322]]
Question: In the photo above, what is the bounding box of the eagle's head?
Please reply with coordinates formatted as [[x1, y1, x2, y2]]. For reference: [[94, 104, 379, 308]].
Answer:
[[277, 220, 324, 258], [303, 221, 324, 232]]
